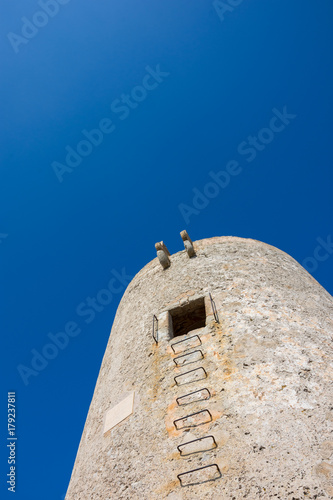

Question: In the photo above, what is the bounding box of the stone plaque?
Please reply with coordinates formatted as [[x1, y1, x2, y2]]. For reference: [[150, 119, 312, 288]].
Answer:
[[103, 392, 134, 435]]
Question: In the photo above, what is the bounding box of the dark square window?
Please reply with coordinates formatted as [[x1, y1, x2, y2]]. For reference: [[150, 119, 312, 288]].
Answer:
[[169, 297, 206, 338]]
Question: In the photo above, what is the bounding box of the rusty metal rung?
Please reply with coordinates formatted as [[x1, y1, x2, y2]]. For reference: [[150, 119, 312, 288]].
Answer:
[[177, 463, 221, 487], [176, 388, 211, 406], [171, 334, 202, 354], [173, 409, 212, 430], [209, 293, 219, 323], [152, 314, 158, 343], [174, 366, 207, 386], [177, 435, 217, 456], [173, 349, 204, 367]]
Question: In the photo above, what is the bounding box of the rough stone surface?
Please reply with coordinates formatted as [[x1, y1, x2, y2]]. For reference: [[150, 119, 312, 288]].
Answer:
[[66, 236, 333, 499]]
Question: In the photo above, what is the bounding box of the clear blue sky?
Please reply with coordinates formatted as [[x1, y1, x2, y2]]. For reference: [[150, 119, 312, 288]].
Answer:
[[1, 1, 332, 498]]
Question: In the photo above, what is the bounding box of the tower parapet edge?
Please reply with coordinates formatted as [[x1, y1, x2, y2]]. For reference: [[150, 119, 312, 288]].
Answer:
[[66, 236, 333, 499]]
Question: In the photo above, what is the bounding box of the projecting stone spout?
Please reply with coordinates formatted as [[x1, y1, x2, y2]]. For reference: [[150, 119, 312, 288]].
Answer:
[[180, 229, 195, 257], [155, 241, 171, 269]]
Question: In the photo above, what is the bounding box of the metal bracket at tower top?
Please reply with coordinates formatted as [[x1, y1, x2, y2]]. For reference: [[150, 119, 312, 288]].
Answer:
[[209, 293, 219, 323]]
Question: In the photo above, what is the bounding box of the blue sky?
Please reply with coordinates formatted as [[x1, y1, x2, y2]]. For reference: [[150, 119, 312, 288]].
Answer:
[[1, 1, 332, 498]]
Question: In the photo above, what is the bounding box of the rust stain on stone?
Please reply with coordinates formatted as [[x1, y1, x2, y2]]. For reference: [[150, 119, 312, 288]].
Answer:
[[155, 479, 179, 498], [211, 409, 223, 422], [165, 401, 182, 438], [149, 344, 169, 402]]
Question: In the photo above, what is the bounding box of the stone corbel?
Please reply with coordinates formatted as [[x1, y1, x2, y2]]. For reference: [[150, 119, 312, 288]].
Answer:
[[180, 230, 195, 258], [155, 241, 171, 269]]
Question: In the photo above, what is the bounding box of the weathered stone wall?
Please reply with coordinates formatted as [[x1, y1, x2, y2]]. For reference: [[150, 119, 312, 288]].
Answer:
[[66, 237, 333, 499]]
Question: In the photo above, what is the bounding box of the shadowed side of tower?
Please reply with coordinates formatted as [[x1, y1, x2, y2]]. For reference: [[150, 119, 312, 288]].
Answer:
[[66, 236, 333, 499]]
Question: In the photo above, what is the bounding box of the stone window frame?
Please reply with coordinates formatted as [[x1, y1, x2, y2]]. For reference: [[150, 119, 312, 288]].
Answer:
[[155, 294, 216, 342]]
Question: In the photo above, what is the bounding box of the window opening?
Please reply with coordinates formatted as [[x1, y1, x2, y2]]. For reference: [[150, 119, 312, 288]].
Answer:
[[169, 297, 206, 338]]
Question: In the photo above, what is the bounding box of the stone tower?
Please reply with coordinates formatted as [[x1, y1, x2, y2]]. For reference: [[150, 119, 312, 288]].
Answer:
[[66, 235, 333, 499]]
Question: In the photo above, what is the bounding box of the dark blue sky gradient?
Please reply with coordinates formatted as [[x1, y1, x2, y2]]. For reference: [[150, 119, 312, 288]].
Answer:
[[1, 1, 332, 498]]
